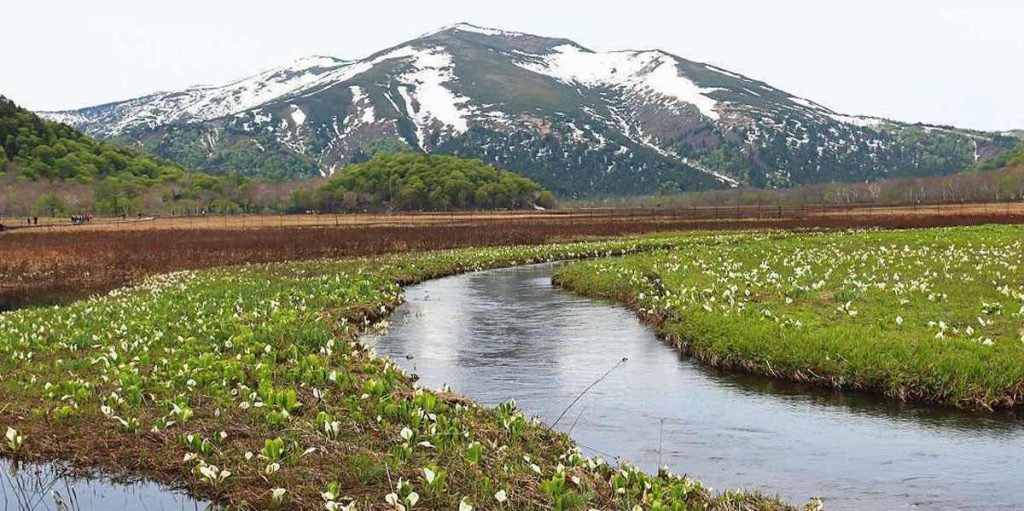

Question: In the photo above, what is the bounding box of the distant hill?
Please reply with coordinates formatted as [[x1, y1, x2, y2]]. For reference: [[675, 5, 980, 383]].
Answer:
[[0, 95, 190, 183], [41, 23, 1018, 197], [0, 96, 250, 215], [300, 152, 556, 212]]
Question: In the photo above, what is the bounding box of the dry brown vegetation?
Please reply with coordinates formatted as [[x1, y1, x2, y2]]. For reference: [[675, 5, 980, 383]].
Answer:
[[3, 205, 1024, 308]]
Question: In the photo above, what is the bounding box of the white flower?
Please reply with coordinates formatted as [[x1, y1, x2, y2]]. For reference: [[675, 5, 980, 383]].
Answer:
[[384, 493, 403, 510], [5, 427, 24, 451], [271, 488, 287, 503], [459, 497, 473, 511], [400, 427, 413, 441], [895, 316, 904, 326], [422, 467, 436, 484], [407, 492, 420, 507], [494, 490, 507, 503]]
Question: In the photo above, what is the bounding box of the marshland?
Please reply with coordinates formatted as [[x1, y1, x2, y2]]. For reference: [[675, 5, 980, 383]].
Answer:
[[2, 225, 1024, 510]]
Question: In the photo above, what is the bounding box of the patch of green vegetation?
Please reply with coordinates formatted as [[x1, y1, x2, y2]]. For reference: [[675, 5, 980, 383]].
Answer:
[[974, 141, 1024, 172], [555, 225, 1024, 410], [0, 96, 186, 184], [307, 152, 557, 212], [0, 235, 800, 510], [131, 121, 321, 181], [0, 96, 282, 215]]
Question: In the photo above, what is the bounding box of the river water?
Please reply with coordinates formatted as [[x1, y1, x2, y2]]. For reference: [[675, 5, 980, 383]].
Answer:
[[363, 263, 1024, 511], [0, 459, 212, 510]]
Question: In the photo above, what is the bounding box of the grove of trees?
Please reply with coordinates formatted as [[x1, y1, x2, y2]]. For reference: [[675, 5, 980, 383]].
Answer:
[[301, 153, 556, 212], [0, 96, 287, 216]]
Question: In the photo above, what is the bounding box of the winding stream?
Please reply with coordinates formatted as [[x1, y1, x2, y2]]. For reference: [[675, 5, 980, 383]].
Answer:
[[363, 263, 1024, 511]]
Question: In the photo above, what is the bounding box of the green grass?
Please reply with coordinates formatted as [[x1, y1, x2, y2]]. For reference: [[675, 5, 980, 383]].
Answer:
[[0, 235, 801, 510], [554, 225, 1024, 410]]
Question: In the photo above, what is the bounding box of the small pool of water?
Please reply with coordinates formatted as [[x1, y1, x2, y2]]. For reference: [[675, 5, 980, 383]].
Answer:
[[1, 458, 213, 511], [364, 263, 1024, 511], [0, 293, 79, 314]]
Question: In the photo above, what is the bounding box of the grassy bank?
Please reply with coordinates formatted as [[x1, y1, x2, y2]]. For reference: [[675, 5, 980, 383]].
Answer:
[[0, 235, 803, 510], [554, 225, 1024, 410]]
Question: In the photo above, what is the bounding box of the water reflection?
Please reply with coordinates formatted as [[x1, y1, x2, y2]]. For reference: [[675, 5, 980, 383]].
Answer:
[[364, 263, 1024, 511], [0, 294, 76, 314], [1, 458, 212, 511]]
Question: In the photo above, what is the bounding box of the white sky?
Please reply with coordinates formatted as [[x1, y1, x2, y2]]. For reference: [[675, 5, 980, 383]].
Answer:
[[6, 0, 1022, 131]]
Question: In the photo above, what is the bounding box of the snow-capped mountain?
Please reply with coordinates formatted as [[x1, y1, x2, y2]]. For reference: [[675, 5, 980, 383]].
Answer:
[[40, 23, 1016, 195]]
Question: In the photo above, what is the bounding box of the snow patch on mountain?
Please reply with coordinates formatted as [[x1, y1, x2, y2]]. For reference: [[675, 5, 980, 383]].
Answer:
[[518, 45, 722, 120], [448, 23, 525, 37], [288, 105, 306, 126], [43, 56, 350, 135], [391, 46, 473, 149], [787, 95, 885, 129], [348, 86, 376, 125]]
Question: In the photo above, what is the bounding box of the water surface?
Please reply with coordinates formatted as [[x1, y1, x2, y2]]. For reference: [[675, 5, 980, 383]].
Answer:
[[1, 458, 212, 511], [364, 263, 1024, 510]]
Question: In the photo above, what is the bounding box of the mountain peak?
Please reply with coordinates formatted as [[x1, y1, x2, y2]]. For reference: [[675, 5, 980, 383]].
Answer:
[[287, 55, 350, 69], [428, 22, 528, 38]]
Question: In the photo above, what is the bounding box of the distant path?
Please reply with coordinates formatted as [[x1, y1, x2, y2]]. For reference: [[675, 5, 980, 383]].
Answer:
[[3, 201, 1023, 233]]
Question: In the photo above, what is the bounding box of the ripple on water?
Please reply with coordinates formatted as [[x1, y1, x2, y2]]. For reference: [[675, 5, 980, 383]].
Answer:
[[364, 263, 1024, 511], [1, 458, 213, 511]]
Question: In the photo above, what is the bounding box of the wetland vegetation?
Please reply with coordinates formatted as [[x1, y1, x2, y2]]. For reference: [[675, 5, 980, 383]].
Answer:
[[555, 225, 1024, 410], [0, 235, 805, 510]]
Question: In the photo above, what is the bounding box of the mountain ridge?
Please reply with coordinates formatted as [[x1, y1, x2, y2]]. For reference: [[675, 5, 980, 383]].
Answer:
[[40, 23, 1017, 196]]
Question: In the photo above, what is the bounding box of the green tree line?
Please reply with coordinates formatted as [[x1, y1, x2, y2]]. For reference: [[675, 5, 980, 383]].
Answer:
[[0, 96, 264, 216], [295, 153, 556, 212]]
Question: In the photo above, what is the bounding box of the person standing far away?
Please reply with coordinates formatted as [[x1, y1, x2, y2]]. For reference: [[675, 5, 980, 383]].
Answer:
[[33, 216, 38, 225]]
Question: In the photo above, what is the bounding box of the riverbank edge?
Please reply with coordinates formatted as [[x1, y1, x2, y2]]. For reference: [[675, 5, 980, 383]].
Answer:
[[550, 249, 1023, 412], [0, 234, 811, 511]]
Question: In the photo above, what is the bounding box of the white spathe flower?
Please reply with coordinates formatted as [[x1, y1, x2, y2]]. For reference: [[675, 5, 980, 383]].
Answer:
[[459, 497, 473, 511], [422, 467, 436, 484], [494, 489, 507, 503], [895, 316, 904, 326], [5, 427, 24, 451], [384, 493, 403, 510], [271, 487, 287, 503], [400, 427, 413, 441], [407, 492, 420, 507]]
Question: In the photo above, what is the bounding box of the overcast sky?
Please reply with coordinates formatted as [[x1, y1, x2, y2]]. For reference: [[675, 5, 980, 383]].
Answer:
[[6, 0, 1022, 130]]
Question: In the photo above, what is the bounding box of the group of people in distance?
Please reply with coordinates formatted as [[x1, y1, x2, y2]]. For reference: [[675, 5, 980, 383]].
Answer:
[[71, 214, 94, 225]]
